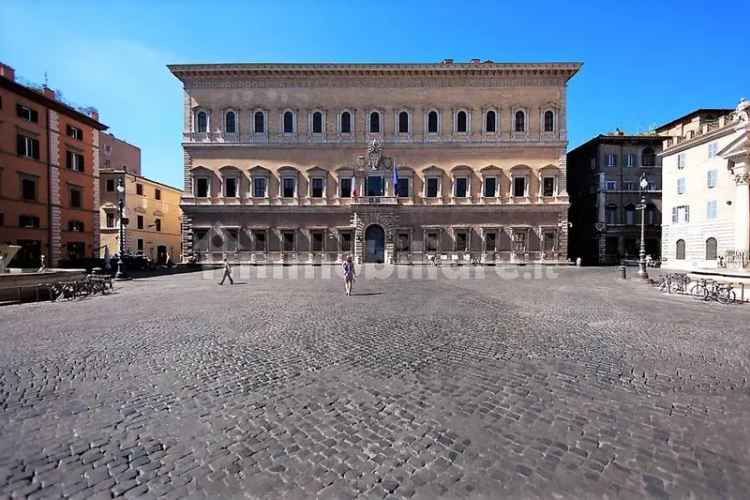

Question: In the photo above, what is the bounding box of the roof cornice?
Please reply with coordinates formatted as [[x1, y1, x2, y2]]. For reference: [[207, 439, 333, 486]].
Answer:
[[167, 62, 582, 81]]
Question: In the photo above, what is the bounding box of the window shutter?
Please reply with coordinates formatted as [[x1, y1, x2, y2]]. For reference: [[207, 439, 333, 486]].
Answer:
[[31, 109, 38, 122], [79, 155, 85, 172], [672, 207, 677, 223], [66, 151, 72, 169], [32, 139, 40, 159], [685, 206, 689, 222], [17, 135, 24, 155]]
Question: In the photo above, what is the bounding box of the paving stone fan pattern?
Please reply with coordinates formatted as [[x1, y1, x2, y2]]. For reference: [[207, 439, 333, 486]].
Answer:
[[0, 267, 749, 499]]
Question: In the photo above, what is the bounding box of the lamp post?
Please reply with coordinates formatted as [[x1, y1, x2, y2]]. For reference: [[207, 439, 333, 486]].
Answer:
[[115, 177, 128, 280], [637, 173, 649, 280]]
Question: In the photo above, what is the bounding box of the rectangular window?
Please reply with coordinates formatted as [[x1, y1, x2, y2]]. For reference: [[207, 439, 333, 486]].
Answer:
[[193, 229, 209, 252], [137, 238, 144, 251], [455, 231, 468, 251], [66, 242, 85, 261], [196, 178, 209, 197], [224, 177, 237, 197], [426, 177, 439, 198], [677, 153, 686, 169], [606, 181, 617, 191], [396, 178, 409, 198], [155, 219, 161, 232], [625, 153, 635, 167], [66, 151, 85, 172], [708, 142, 718, 158], [340, 232, 352, 252], [606, 207, 617, 225], [311, 178, 324, 198], [70, 188, 82, 208], [672, 205, 690, 223], [253, 230, 267, 252], [16, 104, 38, 122], [607, 153, 617, 167], [282, 178, 296, 198], [137, 215, 144, 229], [17, 134, 40, 159], [19, 215, 40, 228], [483, 177, 496, 197], [397, 232, 410, 252], [106, 179, 115, 192], [339, 177, 352, 198], [707, 170, 717, 189], [366, 176, 383, 196], [485, 232, 496, 251], [513, 176, 526, 197], [426, 232, 438, 252], [311, 231, 324, 252], [454, 177, 468, 198], [253, 177, 267, 198], [624, 182, 634, 191], [543, 232, 556, 252], [282, 230, 295, 252], [677, 177, 686, 194], [707, 200, 717, 220], [66, 125, 83, 141], [155, 188, 161, 200], [21, 177, 37, 201], [106, 212, 115, 228], [543, 177, 555, 197], [136, 183, 144, 196]]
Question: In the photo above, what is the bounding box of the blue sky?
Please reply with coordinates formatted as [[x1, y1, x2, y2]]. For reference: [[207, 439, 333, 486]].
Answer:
[[2, 1, 747, 187]]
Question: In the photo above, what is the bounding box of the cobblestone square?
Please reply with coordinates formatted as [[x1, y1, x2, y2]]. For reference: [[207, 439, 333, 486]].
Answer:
[[1, 266, 749, 499]]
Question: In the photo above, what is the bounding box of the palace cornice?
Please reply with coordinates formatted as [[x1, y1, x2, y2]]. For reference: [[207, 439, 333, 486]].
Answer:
[[179, 204, 568, 214], [660, 124, 737, 156], [168, 62, 582, 80]]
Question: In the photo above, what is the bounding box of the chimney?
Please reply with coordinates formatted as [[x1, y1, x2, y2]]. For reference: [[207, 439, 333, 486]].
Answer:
[[89, 109, 99, 121], [470, 58, 481, 64], [0, 62, 15, 81], [42, 86, 56, 99]]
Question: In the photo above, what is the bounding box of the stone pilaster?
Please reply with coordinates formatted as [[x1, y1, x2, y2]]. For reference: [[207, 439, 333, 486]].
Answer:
[[733, 164, 750, 258], [91, 129, 101, 256], [48, 110, 62, 266]]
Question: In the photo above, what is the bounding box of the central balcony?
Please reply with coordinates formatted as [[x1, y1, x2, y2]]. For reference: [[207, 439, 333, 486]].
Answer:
[[353, 196, 398, 205]]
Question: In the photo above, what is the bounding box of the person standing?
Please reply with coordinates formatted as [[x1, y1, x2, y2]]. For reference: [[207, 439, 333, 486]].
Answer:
[[219, 256, 234, 285], [342, 255, 355, 296]]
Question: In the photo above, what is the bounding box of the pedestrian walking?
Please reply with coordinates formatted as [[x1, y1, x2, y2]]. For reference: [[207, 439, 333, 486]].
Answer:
[[219, 256, 234, 285], [342, 255, 355, 296]]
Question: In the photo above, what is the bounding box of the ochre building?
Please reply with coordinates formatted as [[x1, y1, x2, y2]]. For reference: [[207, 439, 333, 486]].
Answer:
[[168, 61, 580, 264]]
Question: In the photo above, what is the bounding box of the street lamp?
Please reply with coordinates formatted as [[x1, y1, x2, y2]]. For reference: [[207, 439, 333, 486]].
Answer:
[[637, 173, 649, 280], [115, 177, 129, 280]]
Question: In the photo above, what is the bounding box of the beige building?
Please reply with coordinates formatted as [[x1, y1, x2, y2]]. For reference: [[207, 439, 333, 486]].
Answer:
[[100, 132, 141, 176], [99, 170, 182, 264], [659, 99, 750, 271], [168, 61, 581, 264]]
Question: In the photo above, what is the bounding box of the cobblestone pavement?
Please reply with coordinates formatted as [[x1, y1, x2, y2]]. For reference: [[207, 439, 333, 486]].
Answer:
[[1, 266, 749, 499]]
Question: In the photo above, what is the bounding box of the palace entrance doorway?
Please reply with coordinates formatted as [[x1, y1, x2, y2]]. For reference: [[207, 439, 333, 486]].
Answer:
[[365, 225, 385, 263]]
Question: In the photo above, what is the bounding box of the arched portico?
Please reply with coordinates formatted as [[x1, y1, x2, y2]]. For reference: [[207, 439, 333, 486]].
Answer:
[[364, 224, 385, 263]]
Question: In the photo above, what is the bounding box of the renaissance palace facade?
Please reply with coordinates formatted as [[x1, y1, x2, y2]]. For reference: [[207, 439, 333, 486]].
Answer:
[[168, 60, 580, 264]]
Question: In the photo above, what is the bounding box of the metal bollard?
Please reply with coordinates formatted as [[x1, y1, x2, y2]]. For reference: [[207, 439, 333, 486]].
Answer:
[[620, 265, 626, 279]]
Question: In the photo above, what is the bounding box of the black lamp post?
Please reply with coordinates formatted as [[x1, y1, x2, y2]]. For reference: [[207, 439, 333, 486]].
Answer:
[[115, 177, 128, 280], [637, 173, 649, 280]]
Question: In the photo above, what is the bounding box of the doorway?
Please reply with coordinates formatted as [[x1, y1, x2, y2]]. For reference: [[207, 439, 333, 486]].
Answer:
[[365, 225, 385, 263]]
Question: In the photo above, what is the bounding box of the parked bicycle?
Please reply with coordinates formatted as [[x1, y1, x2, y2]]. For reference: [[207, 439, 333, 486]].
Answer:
[[655, 272, 691, 294], [690, 278, 736, 304]]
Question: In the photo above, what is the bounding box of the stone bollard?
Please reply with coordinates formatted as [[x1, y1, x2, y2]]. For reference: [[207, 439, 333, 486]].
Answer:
[[576, 257, 582, 267], [619, 265, 627, 279]]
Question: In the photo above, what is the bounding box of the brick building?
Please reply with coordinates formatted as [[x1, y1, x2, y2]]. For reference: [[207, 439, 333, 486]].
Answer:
[[0, 62, 107, 267], [169, 60, 580, 264], [567, 132, 663, 265]]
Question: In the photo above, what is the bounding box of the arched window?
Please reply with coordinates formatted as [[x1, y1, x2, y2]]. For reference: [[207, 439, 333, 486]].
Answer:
[[676, 239, 686, 260], [283, 111, 294, 134], [369, 112, 380, 133], [606, 204, 618, 225], [312, 111, 323, 134], [642, 147, 656, 167], [340, 111, 351, 134], [398, 111, 409, 134], [485, 110, 496, 133], [427, 111, 439, 134], [456, 111, 468, 133], [196, 111, 207, 133], [514, 110, 525, 133], [254, 111, 265, 134], [646, 203, 657, 225], [544, 110, 554, 132], [705, 237, 717, 260], [225, 111, 236, 134]]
